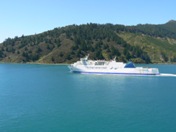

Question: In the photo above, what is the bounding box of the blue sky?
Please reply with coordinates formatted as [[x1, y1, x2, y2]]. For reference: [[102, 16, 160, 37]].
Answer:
[[0, 0, 175, 43]]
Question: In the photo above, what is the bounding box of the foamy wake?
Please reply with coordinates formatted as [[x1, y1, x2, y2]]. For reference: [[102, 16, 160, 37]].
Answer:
[[158, 73, 176, 77]]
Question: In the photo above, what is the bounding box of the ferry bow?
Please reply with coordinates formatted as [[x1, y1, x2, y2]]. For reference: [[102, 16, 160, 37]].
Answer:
[[68, 55, 159, 75]]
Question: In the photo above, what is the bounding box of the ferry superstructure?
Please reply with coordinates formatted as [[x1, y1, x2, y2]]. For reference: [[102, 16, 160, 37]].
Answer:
[[68, 55, 159, 75]]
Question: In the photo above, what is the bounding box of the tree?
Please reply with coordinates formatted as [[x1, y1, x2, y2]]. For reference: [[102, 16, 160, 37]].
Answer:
[[95, 50, 104, 59], [111, 46, 121, 56]]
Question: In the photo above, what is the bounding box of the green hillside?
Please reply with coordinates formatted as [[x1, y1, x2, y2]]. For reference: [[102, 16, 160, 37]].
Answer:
[[0, 20, 176, 64]]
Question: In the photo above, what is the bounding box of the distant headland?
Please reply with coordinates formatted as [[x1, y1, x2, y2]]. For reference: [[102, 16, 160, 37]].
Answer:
[[0, 20, 176, 64]]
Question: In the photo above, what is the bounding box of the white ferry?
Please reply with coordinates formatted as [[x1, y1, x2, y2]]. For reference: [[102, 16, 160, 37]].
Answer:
[[68, 55, 159, 75]]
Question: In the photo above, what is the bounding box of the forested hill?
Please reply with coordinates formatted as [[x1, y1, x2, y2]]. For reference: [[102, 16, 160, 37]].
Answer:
[[0, 20, 176, 64]]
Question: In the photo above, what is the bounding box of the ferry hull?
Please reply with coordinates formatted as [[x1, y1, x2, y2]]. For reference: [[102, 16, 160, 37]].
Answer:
[[68, 66, 159, 76], [68, 55, 160, 76]]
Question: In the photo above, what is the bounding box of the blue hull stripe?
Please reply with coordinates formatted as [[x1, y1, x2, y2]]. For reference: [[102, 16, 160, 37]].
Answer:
[[72, 71, 159, 76]]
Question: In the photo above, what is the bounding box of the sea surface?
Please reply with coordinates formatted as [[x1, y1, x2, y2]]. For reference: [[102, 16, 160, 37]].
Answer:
[[0, 64, 176, 132]]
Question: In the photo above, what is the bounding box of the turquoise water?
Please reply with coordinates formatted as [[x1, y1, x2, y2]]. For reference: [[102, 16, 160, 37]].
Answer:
[[0, 64, 176, 132]]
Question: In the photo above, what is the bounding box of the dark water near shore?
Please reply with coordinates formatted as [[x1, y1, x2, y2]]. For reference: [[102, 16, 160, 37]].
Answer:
[[0, 64, 176, 132]]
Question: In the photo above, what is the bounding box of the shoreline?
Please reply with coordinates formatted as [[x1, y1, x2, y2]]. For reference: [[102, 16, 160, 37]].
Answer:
[[0, 62, 69, 65], [0, 62, 176, 65]]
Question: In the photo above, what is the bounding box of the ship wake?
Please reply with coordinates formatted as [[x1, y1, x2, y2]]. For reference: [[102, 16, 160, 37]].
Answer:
[[158, 73, 176, 77]]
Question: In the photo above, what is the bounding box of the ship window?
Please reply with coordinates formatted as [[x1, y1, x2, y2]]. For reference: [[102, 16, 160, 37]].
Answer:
[[95, 61, 105, 65]]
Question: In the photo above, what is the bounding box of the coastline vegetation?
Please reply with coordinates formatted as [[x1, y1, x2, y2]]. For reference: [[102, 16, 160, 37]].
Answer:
[[0, 20, 176, 64]]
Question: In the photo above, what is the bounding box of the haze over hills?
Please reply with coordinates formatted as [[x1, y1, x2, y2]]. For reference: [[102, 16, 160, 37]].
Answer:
[[0, 20, 176, 64]]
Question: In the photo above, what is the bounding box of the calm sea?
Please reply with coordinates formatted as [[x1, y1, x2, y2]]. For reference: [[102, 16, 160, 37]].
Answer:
[[0, 64, 176, 132]]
